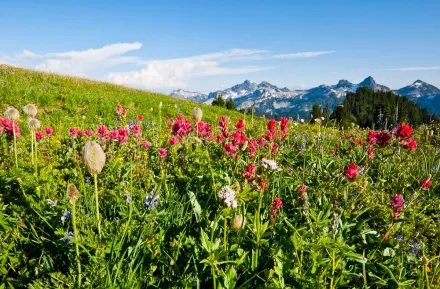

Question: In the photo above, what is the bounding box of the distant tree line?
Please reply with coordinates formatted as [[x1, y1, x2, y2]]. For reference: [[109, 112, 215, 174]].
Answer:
[[330, 87, 437, 128], [211, 95, 237, 111]]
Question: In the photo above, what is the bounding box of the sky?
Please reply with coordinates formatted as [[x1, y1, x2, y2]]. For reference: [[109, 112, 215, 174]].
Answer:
[[1, 0, 440, 94]]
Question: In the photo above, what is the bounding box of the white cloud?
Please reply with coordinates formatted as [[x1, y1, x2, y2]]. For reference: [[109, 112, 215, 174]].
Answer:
[[108, 49, 274, 90], [14, 42, 142, 76], [272, 50, 335, 59], [386, 66, 440, 72]]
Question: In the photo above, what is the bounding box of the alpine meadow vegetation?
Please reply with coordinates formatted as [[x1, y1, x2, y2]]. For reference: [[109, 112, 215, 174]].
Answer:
[[1, 65, 440, 289]]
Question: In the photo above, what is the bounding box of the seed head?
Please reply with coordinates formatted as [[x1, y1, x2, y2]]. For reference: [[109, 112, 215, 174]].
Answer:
[[192, 107, 203, 122], [23, 104, 38, 117], [4, 107, 20, 121], [27, 118, 41, 131], [67, 184, 80, 204], [231, 214, 246, 230], [82, 141, 106, 175]]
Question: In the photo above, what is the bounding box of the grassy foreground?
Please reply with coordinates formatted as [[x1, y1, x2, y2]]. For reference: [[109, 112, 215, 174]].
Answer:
[[0, 65, 440, 288]]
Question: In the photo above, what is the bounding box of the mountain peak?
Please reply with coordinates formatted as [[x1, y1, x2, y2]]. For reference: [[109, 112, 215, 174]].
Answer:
[[359, 76, 376, 87], [336, 79, 353, 88]]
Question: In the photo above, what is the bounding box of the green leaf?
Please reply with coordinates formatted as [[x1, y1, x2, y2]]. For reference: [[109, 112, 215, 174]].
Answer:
[[383, 247, 395, 257], [188, 190, 202, 222]]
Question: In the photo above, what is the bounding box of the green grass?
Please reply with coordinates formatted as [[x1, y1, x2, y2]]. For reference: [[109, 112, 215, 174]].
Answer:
[[0, 64, 255, 129]]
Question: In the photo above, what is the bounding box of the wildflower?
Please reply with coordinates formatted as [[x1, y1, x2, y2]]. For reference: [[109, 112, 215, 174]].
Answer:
[[144, 195, 159, 209], [216, 134, 224, 143], [23, 104, 38, 117], [433, 164, 439, 171], [330, 149, 335, 156], [224, 142, 237, 156], [243, 164, 256, 179], [317, 145, 323, 152], [76, 129, 84, 136], [375, 131, 392, 146], [235, 119, 244, 132], [61, 210, 71, 222], [137, 115, 144, 121], [84, 129, 93, 137], [257, 178, 269, 192], [68, 128, 77, 137], [218, 186, 237, 208], [47, 199, 57, 206], [117, 128, 130, 143], [231, 214, 246, 230], [248, 139, 257, 158], [125, 193, 132, 203], [367, 146, 374, 159], [85, 176, 91, 183], [131, 125, 142, 138], [367, 131, 376, 144], [391, 194, 404, 219], [419, 178, 431, 190], [267, 119, 277, 132], [261, 158, 278, 170], [192, 107, 203, 122], [172, 115, 192, 138], [280, 117, 289, 137], [395, 123, 413, 139], [142, 140, 151, 149], [97, 125, 108, 138], [44, 126, 54, 136], [158, 148, 167, 161], [402, 138, 417, 151], [344, 163, 359, 180], [169, 136, 179, 145], [82, 141, 106, 175], [397, 234, 404, 242], [270, 197, 283, 221], [60, 232, 74, 245], [35, 131, 43, 141], [298, 184, 307, 197]]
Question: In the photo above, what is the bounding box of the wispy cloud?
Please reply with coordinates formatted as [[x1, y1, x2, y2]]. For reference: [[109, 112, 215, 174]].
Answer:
[[14, 42, 142, 76], [386, 66, 440, 72], [109, 49, 274, 90], [272, 50, 335, 59], [3, 43, 335, 90]]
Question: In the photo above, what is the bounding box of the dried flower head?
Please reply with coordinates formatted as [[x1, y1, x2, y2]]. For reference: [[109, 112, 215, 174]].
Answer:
[[231, 214, 246, 230], [23, 104, 38, 117], [68, 184, 80, 204], [27, 118, 41, 131], [192, 107, 203, 122], [4, 107, 20, 121], [82, 141, 106, 175]]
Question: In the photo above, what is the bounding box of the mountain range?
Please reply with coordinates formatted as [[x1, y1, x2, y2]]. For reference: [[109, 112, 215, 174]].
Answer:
[[170, 77, 440, 118]]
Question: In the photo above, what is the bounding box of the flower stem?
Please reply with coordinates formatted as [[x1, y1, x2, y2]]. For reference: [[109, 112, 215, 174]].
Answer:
[[12, 121, 18, 168], [31, 129, 34, 165], [223, 216, 227, 250], [71, 201, 82, 287], [94, 173, 101, 239]]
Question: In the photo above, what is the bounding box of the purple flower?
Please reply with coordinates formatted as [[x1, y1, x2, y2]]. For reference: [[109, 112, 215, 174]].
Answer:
[[397, 234, 403, 242], [47, 199, 57, 207], [144, 195, 159, 209], [61, 210, 71, 222]]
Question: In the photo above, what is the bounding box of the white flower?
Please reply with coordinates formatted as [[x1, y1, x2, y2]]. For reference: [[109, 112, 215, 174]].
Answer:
[[321, 117, 325, 120], [218, 186, 237, 208], [261, 158, 278, 170], [300, 119, 304, 123], [27, 118, 41, 130]]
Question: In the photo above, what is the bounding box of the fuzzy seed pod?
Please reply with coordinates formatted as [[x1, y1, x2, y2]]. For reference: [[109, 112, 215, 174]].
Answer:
[[23, 104, 38, 118], [4, 107, 20, 121], [27, 118, 41, 131], [231, 214, 246, 231], [82, 141, 106, 175], [68, 184, 80, 204], [192, 107, 203, 122]]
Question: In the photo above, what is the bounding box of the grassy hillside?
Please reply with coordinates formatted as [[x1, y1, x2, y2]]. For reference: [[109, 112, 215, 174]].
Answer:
[[0, 64, 254, 129]]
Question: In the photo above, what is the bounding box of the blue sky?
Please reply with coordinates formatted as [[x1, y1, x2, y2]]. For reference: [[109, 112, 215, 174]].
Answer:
[[1, 0, 440, 93]]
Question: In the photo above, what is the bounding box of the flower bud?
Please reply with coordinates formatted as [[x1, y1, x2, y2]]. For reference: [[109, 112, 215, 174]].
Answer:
[[231, 214, 246, 231], [192, 107, 203, 122], [82, 141, 106, 175]]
